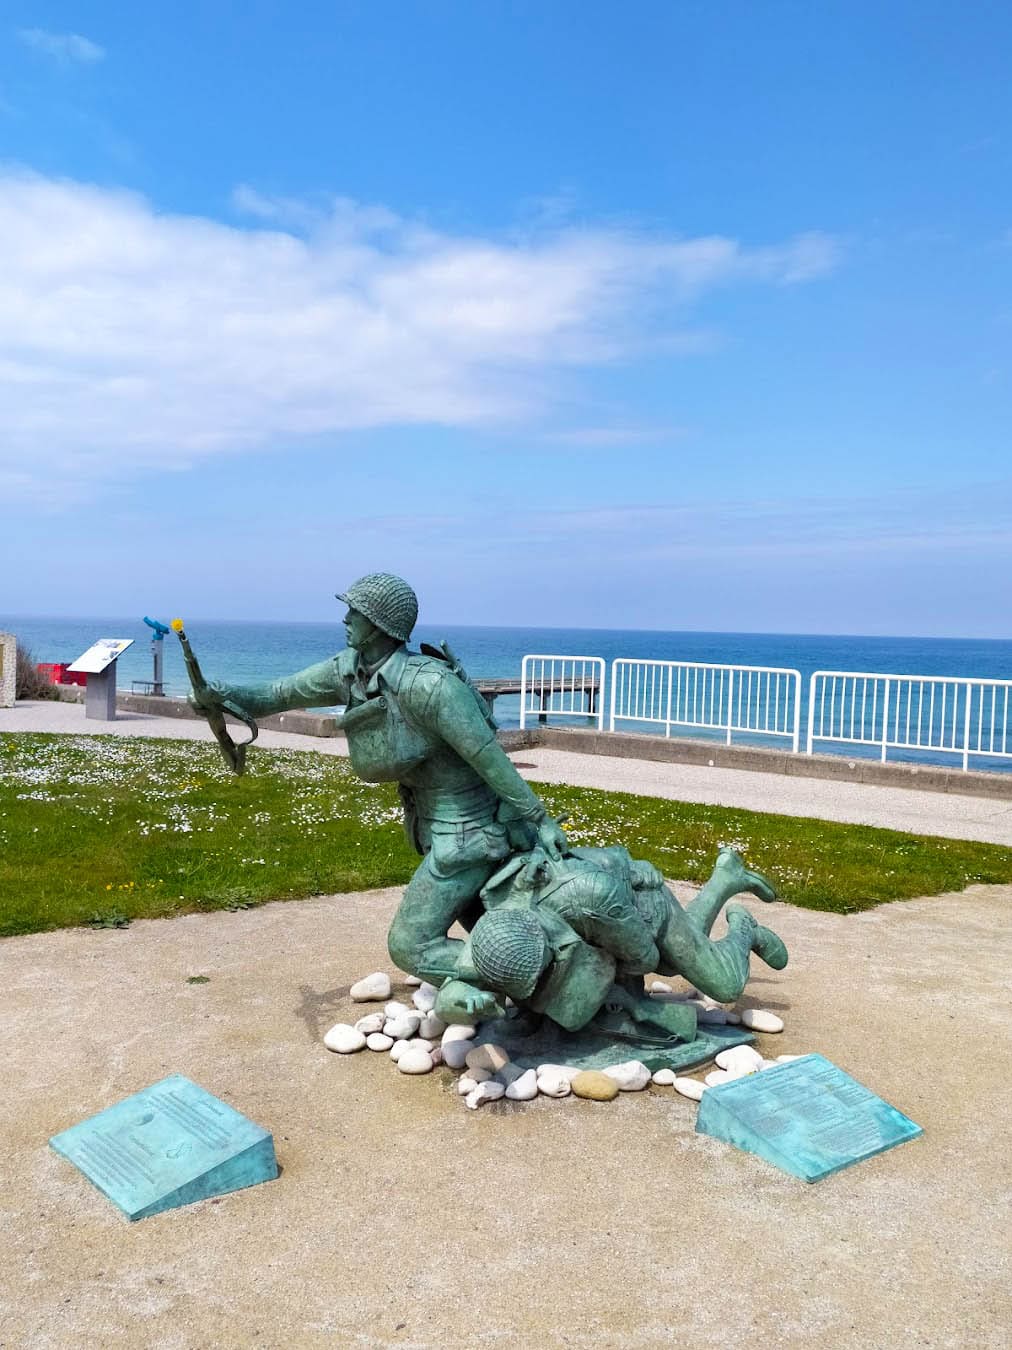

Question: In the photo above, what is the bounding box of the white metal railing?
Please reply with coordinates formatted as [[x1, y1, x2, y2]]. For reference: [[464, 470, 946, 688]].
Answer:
[[519, 655, 606, 731], [609, 659, 802, 751], [807, 670, 1012, 770]]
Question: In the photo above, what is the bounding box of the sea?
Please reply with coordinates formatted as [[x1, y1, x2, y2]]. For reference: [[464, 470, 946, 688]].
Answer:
[[5, 614, 1011, 752]]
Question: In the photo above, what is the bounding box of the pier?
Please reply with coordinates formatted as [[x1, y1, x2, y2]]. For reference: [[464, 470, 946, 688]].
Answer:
[[475, 675, 601, 719]]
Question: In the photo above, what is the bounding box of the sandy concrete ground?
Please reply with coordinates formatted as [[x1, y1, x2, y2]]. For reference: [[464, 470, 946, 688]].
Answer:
[[5, 699, 1012, 845], [1, 882, 1009, 1349]]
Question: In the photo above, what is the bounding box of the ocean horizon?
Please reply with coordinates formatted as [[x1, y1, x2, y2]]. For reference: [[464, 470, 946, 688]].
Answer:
[[5, 613, 1011, 731]]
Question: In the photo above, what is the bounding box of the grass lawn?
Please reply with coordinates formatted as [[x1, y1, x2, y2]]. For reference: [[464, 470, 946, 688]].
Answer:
[[3, 732, 1011, 937]]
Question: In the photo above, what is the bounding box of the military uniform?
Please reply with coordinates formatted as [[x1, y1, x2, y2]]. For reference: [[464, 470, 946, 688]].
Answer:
[[454, 845, 786, 1033], [215, 641, 552, 983]]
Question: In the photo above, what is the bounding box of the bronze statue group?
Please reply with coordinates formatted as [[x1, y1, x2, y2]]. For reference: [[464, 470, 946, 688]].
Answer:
[[192, 574, 788, 1049]]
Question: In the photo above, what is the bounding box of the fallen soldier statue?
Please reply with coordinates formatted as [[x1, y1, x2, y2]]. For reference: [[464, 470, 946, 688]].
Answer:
[[435, 843, 787, 1047]]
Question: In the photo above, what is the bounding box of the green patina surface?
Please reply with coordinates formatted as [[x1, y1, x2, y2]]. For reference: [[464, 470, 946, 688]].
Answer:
[[695, 1053, 923, 1181], [173, 573, 793, 1065], [477, 1014, 755, 1073], [50, 1073, 278, 1220]]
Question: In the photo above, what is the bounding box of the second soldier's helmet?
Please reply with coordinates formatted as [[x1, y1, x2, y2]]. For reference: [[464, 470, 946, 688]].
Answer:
[[470, 908, 550, 1001], [336, 573, 418, 642]]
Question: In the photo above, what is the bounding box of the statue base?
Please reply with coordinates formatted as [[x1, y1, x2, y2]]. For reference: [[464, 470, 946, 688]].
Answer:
[[477, 1014, 756, 1074]]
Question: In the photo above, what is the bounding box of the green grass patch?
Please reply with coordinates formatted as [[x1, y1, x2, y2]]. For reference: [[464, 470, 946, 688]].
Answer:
[[2, 732, 1010, 938]]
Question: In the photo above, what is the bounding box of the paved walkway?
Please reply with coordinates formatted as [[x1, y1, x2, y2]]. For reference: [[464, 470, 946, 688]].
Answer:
[[2, 882, 1009, 1347], [4, 699, 1012, 846]]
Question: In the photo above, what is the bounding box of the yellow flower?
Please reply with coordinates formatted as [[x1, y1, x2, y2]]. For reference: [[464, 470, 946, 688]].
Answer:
[[170, 618, 184, 632]]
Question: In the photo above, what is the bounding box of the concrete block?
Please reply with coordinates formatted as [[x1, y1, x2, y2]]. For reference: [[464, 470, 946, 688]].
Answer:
[[0, 632, 15, 708], [50, 1074, 278, 1221], [696, 1053, 922, 1182]]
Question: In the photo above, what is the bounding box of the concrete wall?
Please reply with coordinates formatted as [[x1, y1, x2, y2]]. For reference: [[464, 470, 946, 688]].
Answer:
[[533, 726, 1012, 801]]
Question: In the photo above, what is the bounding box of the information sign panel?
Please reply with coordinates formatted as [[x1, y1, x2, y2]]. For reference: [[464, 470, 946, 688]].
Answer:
[[50, 1074, 278, 1220], [68, 638, 134, 675], [695, 1053, 922, 1182]]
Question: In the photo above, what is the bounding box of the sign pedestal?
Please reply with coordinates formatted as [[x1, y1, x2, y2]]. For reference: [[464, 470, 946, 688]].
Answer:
[[85, 667, 117, 721]]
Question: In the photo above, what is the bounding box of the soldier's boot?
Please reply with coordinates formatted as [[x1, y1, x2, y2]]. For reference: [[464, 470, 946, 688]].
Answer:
[[685, 846, 777, 937], [726, 903, 788, 970]]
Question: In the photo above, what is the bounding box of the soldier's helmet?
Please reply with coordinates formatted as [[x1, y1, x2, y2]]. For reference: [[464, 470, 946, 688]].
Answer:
[[470, 908, 549, 1001], [336, 573, 418, 642]]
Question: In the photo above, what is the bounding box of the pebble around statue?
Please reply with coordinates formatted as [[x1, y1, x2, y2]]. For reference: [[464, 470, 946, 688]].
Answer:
[[190, 573, 789, 1058]]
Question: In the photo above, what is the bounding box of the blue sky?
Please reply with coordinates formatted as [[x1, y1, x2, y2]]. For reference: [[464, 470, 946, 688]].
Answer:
[[1, 2, 1010, 635]]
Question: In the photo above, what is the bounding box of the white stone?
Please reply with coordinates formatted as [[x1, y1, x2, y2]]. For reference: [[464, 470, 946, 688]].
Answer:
[[760, 1059, 779, 1070], [458, 1069, 492, 1094], [418, 1013, 447, 1040], [649, 980, 672, 993], [411, 983, 439, 1012], [365, 1032, 394, 1051], [465, 1043, 510, 1073], [536, 1069, 572, 1098], [602, 1061, 651, 1092], [704, 1069, 731, 1087], [384, 1000, 412, 1019], [673, 1077, 706, 1101], [441, 1039, 474, 1070], [397, 1048, 434, 1075], [403, 975, 423, 986], [354, 1013, 386, 1035], [776, 1053, 806, 1063], [442, 1023, 478, 1045], [505, 1069, 539, 1101], [410, 1039, 435, 1055], [465, 1080, 506, 1110], [727, 1063, 759, 1082], [535, 1063, 582, 1084], [350, 972, 391, 1002], [384, 1013, 421, 1040], [389, 1039, 413, 1062], [651, 1068, 677, 1086], [715, 1045, 765, 1074], [323, 1023, 366, 1053], [741, 1008, 784, 1033]]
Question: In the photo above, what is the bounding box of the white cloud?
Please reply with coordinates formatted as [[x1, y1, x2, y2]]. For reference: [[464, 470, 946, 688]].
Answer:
[[333, 481, 1012, 564], [0, 172, 840, 503], [18, 28, 105, 64], [540, 424, 688, 447]]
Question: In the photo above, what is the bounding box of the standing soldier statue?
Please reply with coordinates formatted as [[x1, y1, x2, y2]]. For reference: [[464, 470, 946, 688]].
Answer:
[[189, 573, 569, 984]]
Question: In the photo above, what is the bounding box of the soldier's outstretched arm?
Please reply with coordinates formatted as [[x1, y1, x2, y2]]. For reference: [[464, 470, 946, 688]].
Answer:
[[193, 654, 353, 719]]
